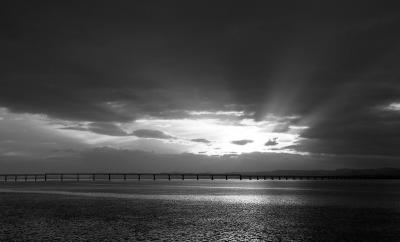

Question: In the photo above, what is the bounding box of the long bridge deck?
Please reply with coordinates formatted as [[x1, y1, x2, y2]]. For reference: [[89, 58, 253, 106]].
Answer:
[[0, 173, 399, 182]]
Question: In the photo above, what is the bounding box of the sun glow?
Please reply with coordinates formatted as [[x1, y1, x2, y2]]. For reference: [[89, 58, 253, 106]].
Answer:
[[128, 116, 305, 155]]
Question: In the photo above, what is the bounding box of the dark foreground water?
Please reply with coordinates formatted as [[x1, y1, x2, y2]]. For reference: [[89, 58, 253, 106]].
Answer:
[[1, 180, 400, 241]]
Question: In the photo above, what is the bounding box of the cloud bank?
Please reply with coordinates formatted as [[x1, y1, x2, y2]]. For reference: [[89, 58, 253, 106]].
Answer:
[[1, 1, 400, 164]]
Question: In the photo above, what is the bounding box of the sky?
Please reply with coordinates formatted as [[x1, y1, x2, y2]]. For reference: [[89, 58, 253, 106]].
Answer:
[[1, 1, 400, 172]]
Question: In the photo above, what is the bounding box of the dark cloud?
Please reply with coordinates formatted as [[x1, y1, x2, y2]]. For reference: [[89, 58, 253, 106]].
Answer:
[[1, 1, 400, 158], [231, 140, 253, 145], [62, 123, 176, 140], [272, 123, 291, 133], [132, 129, 174, 139], [62, 123, 130, 136], [88, 123, 129, 136], [191, 138, 211, 144], [265, 138, 278, 146], [61, 126, 88, 132]]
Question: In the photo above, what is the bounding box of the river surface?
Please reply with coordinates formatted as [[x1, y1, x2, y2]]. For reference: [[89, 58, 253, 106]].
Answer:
[[1, 180, 399, 241]]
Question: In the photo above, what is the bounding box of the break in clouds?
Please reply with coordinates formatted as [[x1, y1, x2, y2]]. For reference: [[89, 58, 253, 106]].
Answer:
[[1, 1, 400, 171]]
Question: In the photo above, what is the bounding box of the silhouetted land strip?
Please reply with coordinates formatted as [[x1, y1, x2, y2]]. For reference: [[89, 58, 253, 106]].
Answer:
[[1, 172, 400, 182]]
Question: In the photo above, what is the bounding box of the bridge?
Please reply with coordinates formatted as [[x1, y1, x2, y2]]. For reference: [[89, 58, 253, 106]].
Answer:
[[1, 173, 399, 182]]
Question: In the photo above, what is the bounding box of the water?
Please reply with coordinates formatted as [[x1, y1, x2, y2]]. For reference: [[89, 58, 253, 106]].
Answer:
[[1, 180, 400, 241]]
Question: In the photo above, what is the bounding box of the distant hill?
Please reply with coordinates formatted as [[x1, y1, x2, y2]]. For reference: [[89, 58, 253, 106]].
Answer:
[[241, 168, 400, 177]]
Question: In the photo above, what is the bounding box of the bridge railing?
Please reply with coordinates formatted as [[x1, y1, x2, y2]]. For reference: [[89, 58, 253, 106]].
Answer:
[[0, 173, 399, 182]]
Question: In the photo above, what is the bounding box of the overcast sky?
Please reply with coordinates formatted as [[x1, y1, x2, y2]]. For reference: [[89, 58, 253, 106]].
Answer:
[[1, 1, 400, 172]]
